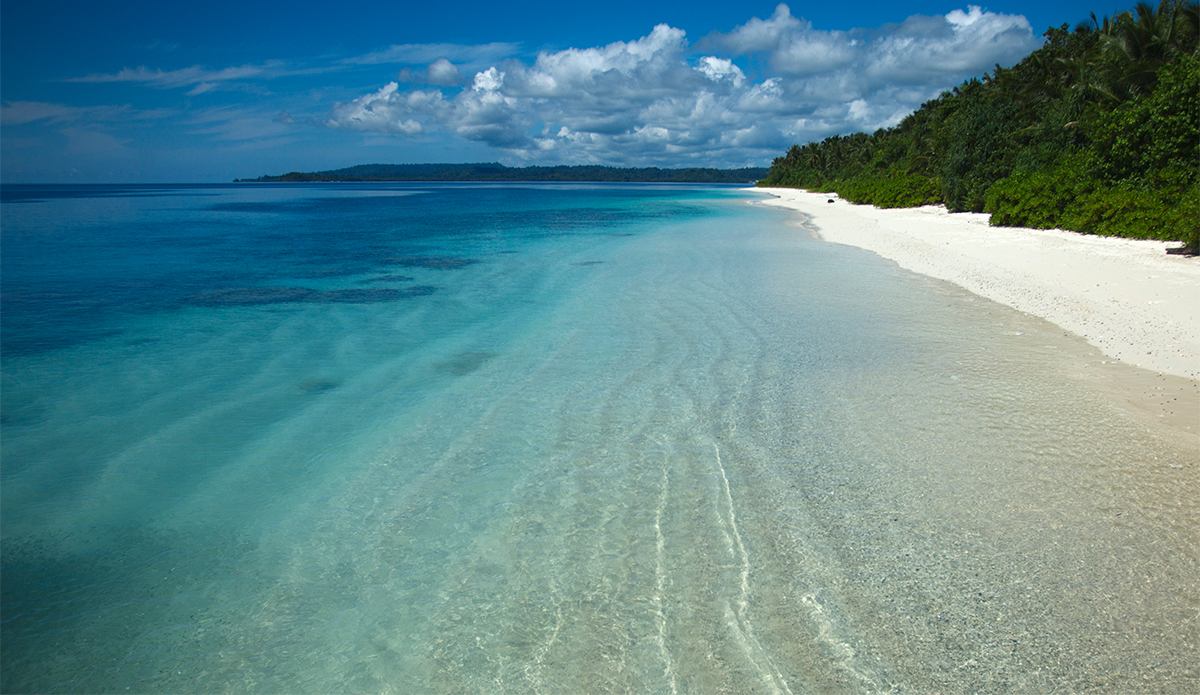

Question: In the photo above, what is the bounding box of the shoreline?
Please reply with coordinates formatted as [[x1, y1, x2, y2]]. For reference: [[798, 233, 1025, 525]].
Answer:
[[755, 186, 1199, 435]]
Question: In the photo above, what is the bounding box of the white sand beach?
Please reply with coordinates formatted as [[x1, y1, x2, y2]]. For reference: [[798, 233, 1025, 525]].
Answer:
[[759, 188, 1200, 385]]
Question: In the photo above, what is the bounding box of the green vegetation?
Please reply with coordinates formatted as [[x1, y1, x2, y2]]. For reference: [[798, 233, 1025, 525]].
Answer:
[[760, 0, 1199, 248], [238, 163, 769, 184]]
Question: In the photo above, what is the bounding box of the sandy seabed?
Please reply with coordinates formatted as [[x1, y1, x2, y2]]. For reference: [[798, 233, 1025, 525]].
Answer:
[[758, 187, 1199, 436]]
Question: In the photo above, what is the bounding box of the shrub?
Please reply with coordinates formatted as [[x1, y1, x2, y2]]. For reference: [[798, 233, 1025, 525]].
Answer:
[[985, 171, 1076, 228], [835, 174, 941, 208]]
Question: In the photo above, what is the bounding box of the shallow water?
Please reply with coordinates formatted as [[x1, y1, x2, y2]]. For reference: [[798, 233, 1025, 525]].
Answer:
[[2, 184, 1197, 693]]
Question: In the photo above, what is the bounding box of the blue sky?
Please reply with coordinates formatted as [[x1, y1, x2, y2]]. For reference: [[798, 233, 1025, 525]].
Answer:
[[1, 0, 1114, 182]]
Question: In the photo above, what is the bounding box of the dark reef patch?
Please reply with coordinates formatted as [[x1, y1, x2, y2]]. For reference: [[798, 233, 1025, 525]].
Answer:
[[298, 380, 339, 395], [185, 285, 437, 306], [358, 275, 416, 284], [571, 260, 604, 266], [382, 256, 478, 269], [317, 288, 406, 303], [186, 287, 318, 305], [435, 351, 497, 376], [395, 285, 439, 297], [294, 268, 366, 279]]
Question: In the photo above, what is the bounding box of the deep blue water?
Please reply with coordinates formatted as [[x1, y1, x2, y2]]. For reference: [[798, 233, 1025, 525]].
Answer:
[[1, 183, 706, 355], [2, 183, 1196, 694]]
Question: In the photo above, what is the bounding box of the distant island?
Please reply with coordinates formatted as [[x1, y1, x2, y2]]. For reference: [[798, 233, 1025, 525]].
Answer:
[[236, 163, 769, 184]]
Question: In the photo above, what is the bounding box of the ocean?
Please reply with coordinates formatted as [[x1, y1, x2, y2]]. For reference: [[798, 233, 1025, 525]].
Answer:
[[1, 183, 1196, 693]]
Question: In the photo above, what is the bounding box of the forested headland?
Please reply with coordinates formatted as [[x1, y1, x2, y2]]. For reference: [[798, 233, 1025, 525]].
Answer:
[[759, 0, 1199, 248]]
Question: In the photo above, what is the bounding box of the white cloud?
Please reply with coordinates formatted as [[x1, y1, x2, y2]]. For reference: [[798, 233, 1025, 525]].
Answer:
[[697, 57, 745, 85], [323, 82, 440, 135], [472, 67, 505, 92], [710, 4, 1035, 86], [65, 61, 334, 93], [398, 58, 467, 86], [426, 58, 463, 86], [343, 42, 519, 66], [863, 6, 1036, 83], [319, 4, 1038, 166], [715, 5, 857, 75], [70, 64, 267, 88]]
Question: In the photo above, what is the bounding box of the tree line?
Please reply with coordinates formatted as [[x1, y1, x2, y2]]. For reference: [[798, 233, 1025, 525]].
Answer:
[[759, 0, 1199, 248]]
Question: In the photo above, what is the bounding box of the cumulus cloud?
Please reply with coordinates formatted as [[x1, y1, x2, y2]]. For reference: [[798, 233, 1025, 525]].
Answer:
[[398, 58, 465, 85], [709, 4, 1035, 87], [324, 82, 437, 135], [697, 57, 745, 85], [714, 5, 857, 75], [426, 58, 463, 85], [863, 7, 1036, 83], [320, 4, 1038, 166]]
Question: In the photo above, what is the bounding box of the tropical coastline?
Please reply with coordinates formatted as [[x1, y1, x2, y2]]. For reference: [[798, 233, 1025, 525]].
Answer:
[[6, 0, 1200, 687], [3, 183, 1199, 691]]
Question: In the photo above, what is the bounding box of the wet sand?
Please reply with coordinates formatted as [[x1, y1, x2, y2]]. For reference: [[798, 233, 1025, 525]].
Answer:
[[757, 187, 1199, 437]]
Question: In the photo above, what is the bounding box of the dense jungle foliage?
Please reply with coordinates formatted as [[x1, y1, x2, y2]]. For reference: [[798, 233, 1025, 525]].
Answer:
[[759, 0, 1199, 246]]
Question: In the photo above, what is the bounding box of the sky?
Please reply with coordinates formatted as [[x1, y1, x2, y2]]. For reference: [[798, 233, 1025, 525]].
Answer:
[[1, 0, 1117, 182]]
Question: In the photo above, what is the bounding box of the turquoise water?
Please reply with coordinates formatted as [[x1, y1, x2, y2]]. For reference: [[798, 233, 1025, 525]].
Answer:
[[2, 183, 1197, 693]]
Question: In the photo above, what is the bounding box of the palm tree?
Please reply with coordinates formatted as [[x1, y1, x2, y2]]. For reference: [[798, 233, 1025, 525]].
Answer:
[[1091, 0, 1199, 101]]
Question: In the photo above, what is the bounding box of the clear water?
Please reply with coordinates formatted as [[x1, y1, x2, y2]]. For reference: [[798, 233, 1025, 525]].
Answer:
[[2, 183, 1197, 694]]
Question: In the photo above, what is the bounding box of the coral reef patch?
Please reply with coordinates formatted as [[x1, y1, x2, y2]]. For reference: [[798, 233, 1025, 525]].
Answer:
[[185, 285, 437, 306], [382, 256, 477, 269]]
